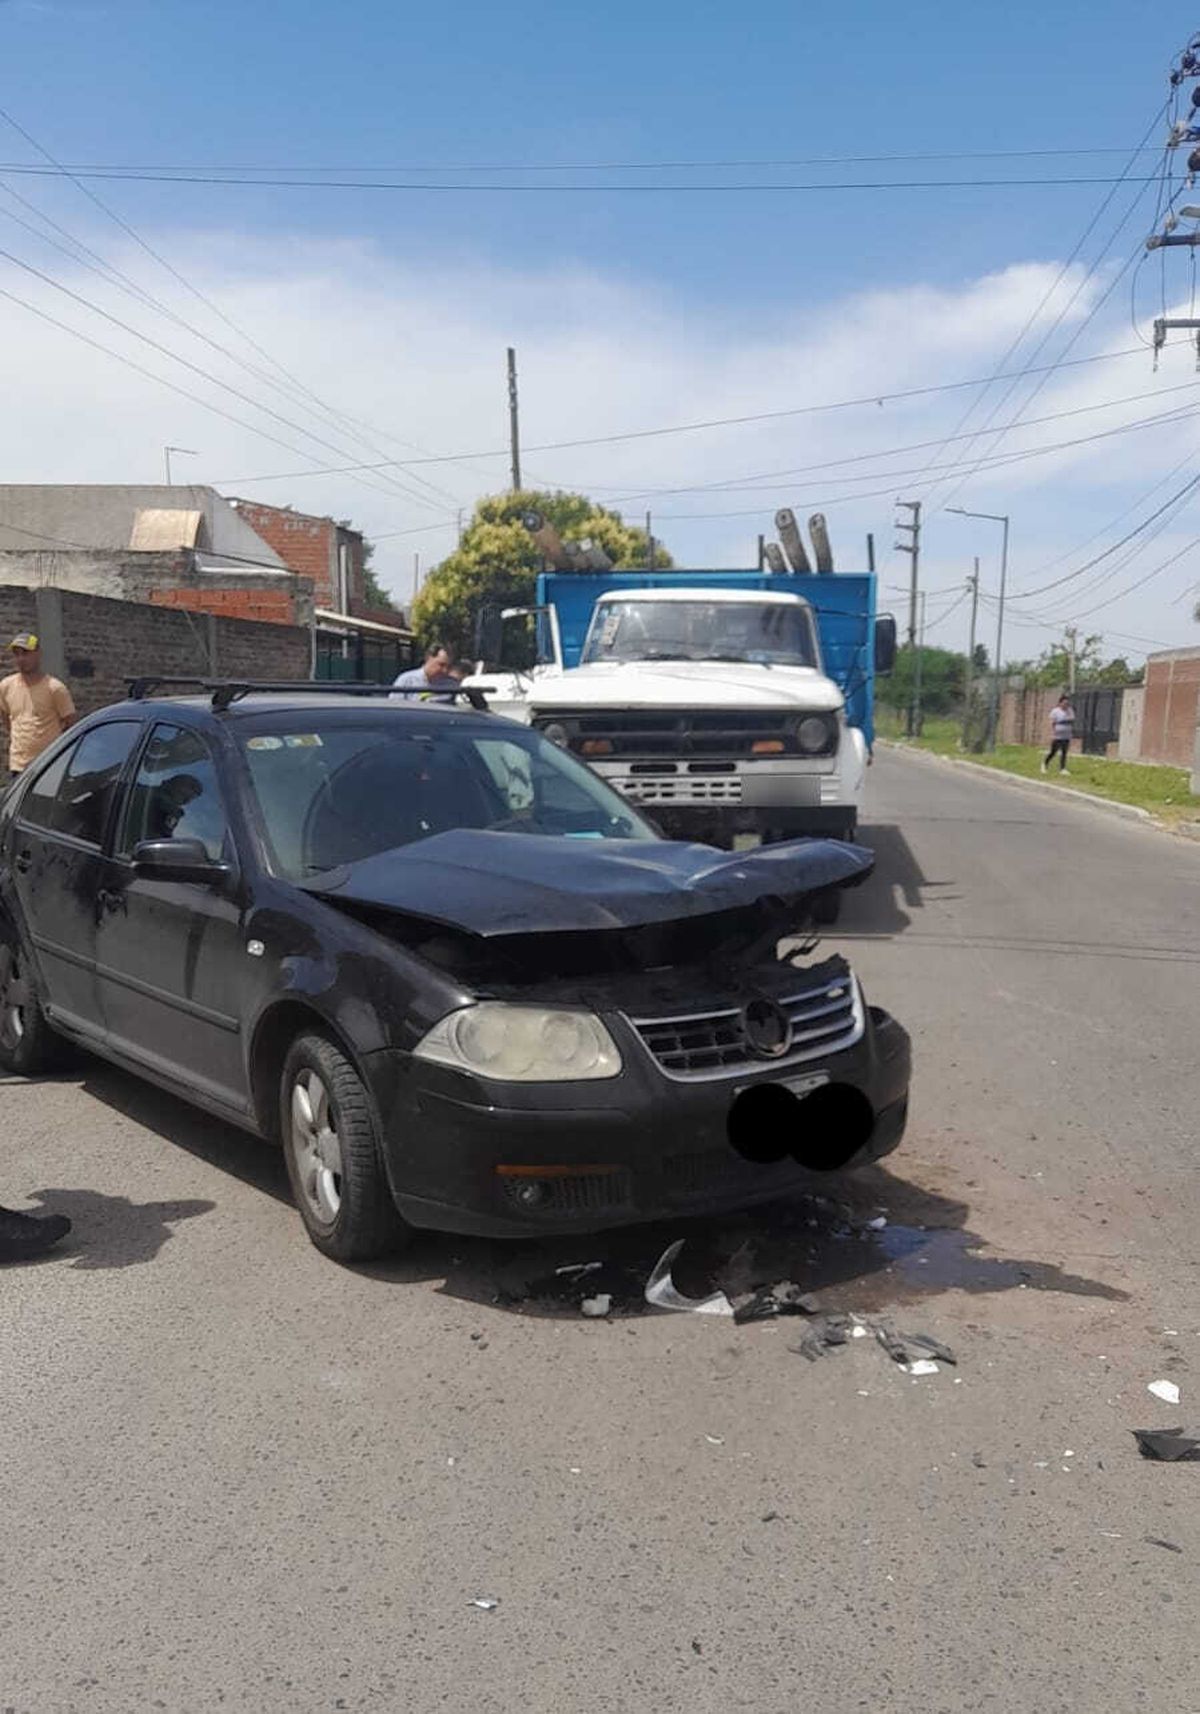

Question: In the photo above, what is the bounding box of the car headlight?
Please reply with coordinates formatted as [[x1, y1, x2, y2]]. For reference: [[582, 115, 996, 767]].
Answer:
[[797, 715, 834, 754], [413, 1004, 623, 1082]]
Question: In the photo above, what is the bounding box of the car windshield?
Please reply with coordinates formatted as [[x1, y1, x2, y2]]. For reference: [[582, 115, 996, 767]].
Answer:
[[238, 715, 658, 880], [581, 599, 818, 667]]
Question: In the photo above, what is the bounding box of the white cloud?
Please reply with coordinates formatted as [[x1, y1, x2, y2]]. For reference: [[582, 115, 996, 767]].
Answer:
[[0, 225, 1197, 658]]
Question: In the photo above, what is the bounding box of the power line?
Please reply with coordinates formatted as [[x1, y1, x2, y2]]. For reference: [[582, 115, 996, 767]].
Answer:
[[1013, 469, 1200, 599], [0, 166, 1182, 194], [0, 106, 467, 517], [913, 102, 1168, 507], [0, 147, 1176, 174], [217, 369, 1195, 488]]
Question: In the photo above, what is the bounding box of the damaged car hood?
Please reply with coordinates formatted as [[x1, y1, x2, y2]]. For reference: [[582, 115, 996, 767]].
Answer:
[[300, 829, 873, 939]]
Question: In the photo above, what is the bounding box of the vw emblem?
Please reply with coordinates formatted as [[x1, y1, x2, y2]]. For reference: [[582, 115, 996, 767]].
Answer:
[[742, 998, 792, 1060]]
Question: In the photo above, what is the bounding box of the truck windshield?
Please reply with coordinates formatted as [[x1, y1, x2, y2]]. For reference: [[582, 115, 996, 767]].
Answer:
[[581, 599, 818, 667]]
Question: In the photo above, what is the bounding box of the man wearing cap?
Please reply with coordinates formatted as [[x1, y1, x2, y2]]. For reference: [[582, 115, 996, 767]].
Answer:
[[0, 633, 76, 778]]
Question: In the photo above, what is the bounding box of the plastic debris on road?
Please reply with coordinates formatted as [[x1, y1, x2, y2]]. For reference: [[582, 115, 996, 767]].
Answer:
[[644, 1240, 734, 1316], [875, 1324, 910, 1366], [1132, 1427, 1200, 1462], [580, 1294, 612, 1318], [469, 1598, 500, 1611], [1148, 1379, 1182, 1405], [908, 1332, 958, 1366], [907, 1358, 940, 1377], [865, 1215, 888, 1231], [733, 1282, 821, 1324]]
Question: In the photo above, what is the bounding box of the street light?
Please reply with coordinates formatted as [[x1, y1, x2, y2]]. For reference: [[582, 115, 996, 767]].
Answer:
[[947, 506, 1009, 750]]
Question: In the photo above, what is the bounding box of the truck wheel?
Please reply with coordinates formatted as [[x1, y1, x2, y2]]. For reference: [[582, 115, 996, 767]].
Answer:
[[836, 816, 858, 843], [281, 1033, 411, 1263]]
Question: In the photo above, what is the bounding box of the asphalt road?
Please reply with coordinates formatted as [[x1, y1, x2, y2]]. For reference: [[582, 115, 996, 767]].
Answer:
[[4, 747, 1199, 1714]]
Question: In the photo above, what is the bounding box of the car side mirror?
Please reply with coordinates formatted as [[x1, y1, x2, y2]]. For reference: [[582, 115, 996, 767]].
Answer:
[[475, 606, 504, 666], [132, 838, 230, 885], [874, 614, 897, 676]]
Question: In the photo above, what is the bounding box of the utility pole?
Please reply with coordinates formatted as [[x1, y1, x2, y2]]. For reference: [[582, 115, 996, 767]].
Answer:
[[756, 533, 765, 571], [1065, 624, 1078, 693], [948, 506, 1008, 750], [646, 510, 654, 571], [894, 499, 921, 736], [506, 347, 521, 492], [962, 556, 980, 750]]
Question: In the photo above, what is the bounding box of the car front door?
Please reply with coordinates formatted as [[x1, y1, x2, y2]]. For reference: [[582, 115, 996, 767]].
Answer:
[[9, 721, 143, 1039], [95, 721, 252, 1118]]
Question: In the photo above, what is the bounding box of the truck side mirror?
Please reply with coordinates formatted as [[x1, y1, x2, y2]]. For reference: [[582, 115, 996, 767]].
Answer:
[[475, 606, 503, 666], [875, 614, 897, 675]]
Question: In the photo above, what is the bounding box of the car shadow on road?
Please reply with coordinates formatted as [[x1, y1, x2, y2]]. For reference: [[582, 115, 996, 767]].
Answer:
[[78, 1062, 292, 1206], [839, 823, 957, 937], [359, 1161, 1129, 1320], [68, 1064, 1127, 1314]]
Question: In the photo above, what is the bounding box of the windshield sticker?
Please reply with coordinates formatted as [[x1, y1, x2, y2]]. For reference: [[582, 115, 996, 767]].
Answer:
[[246, 736, 283, 751], [284, 734, 324, 748]]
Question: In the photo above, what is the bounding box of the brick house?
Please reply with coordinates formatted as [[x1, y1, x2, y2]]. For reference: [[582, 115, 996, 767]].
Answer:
[[226, 498, 406, 628], [0, 484, 312, 625]]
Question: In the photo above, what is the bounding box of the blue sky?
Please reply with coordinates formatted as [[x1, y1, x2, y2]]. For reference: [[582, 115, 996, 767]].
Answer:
[[2, 0, 1200, 664]]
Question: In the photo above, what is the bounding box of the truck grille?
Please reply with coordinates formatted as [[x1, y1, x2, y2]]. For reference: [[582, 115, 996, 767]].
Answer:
[[628, 978, 863, 1081], [612, 774, 743, 803], [567, 710, 796, 759]]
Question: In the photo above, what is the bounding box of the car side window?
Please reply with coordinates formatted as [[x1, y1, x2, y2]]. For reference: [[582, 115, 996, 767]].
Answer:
[[120, 723, 230, 863], [19, 743, 77, 833], [21, 722, 142, 847]]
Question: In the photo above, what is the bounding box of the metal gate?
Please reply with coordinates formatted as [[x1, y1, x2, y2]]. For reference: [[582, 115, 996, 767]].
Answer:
[[1074, 687, 1123, 756]]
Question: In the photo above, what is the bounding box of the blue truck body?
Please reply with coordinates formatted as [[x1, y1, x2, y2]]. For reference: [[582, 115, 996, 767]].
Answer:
[[535, 569, 881, 746]]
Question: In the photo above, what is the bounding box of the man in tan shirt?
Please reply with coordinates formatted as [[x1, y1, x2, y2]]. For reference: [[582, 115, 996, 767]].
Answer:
[[0, 633, 76, 775]]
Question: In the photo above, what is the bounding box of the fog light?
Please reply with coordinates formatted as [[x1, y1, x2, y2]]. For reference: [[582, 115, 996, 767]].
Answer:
[[509, 1180, 547, 1208]]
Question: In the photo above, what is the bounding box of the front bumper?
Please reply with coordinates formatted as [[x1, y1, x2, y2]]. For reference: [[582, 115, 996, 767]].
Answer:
[[363, 1003, 910, 1238]]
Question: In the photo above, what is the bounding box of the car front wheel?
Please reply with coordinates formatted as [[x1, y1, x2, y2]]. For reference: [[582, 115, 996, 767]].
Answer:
[[280, 1033, 410, 1262], [0, 920, 62, 1076]]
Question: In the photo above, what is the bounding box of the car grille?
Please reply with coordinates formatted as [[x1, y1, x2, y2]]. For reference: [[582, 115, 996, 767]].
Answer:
[[628, 978, 863, 1081]]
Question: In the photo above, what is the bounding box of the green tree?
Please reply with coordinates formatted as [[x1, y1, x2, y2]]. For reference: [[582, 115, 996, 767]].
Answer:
[[358, 537, 395, 612], [877, 643, 967, 716], [411, 489, 672, 656]]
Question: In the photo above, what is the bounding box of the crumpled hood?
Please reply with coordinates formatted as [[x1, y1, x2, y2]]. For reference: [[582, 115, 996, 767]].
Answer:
[[528, 660, 843, 712], [301, 829, 872, 939]]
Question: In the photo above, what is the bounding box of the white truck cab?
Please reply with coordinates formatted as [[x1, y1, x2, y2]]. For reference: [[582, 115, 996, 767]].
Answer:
[[468, 586, 867, 848]]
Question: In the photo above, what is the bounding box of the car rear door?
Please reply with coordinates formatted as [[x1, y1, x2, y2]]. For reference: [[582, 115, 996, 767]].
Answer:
[[9, 721, 143, 1039], [95, 720, 252, 1119]]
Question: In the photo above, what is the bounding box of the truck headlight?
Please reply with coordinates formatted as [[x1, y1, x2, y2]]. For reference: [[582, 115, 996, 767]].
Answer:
[[541, 721, 570, 748], [413, 1004, 623, 1082], [797, 715, 835, 754]]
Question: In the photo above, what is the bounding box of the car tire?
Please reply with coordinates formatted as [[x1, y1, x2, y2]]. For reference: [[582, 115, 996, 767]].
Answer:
[[280, 1033, 411, 1263], [0, 917, 63, 1076]]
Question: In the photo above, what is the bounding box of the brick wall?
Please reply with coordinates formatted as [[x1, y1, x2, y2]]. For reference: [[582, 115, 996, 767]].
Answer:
[[0, 548, 314, 627], [149, 586, 297, 626], [1141, 649, 1200, 766], [0, 584, 309, 720], [228, 500, 358, 610]]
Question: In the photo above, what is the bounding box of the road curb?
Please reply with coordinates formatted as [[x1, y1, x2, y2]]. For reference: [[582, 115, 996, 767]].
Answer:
[[878, 739, 1158, 826]]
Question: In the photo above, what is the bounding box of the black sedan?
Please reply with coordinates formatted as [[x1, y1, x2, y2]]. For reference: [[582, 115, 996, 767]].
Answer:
[[0, 685, 910, 1261]]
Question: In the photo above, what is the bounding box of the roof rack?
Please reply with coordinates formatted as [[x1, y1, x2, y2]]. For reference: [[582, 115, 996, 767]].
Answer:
[[124, 678, 489, 714]]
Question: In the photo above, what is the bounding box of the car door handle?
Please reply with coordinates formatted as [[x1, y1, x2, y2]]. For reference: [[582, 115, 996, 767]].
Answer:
[[14, 849, 31, 874]]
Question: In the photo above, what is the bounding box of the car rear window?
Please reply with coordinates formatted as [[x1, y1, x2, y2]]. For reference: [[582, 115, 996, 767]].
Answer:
[[238, 718, 656, 880]]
